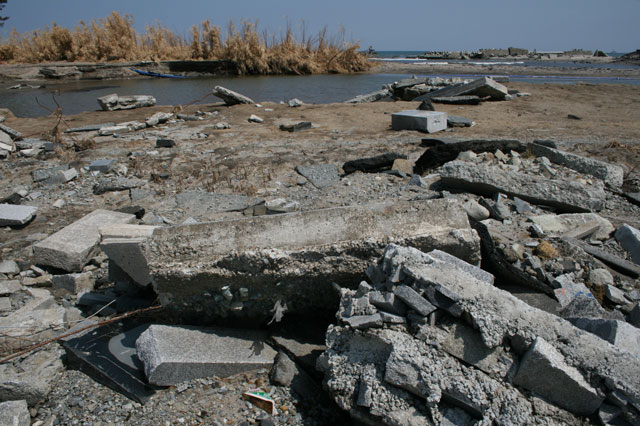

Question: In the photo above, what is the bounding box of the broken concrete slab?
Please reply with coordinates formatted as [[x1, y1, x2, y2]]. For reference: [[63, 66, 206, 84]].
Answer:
[[0, 346, 65, 406], [0, 123, 22, 140], [560, 294, 605, 319], [64, 122, 115, 133], [417, 77, 508, 101], [391, 110, 447, 133], [414, 139, 526, 174], [145, 112, 173, 127], [0, 400, 30, 426], [0, 280, 21, 295], [34, 209, 136, 272], [562, 236, 640, 278], [615, 224, 640, 265], [279, 121, 312, 132], [0, 204, 37, 226], [439, 160, 606, 212], [174, 191, 264, 218], [100, 224, 157, 286], [528, 142, 624, 188], [431, 95, 483, 105], [529, 213, 614, 240], [513, 336, 603, 415], [136, 325, 277, 386], [342, 152, 408, 175], [295, 164, 340, 188], [345, 88, 394, 103], [92, 177, 142, 195], [144, 199, 480, 323], [88, 159, 116, 173], [51, 271, 95, 294], [97, 94, 156, 111], [32, 165, 69, 182], [213, 86, 255, 105], [447, 115, 474, 128], [568, 318, 640, 356], [393, 285, 436, 316]]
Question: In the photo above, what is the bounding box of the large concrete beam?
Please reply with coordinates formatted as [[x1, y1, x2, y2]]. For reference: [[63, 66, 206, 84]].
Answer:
[[144, 200, 481, 323]]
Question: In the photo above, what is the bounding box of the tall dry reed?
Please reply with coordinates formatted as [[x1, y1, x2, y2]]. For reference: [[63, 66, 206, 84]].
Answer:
[[0, 12, 371, 74]]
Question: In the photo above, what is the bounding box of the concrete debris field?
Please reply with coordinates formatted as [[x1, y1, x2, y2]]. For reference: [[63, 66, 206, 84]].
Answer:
[[0, 78, 639, 426]]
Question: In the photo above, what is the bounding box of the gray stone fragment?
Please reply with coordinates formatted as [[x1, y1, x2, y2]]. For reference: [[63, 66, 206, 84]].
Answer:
[[630, 303, 640, 327], [269, 351, 319, 400], [32, 165, 69, 182], [391, 110, 447, 133], [51, 272, 94, 294], [0, 347, 65, 405], [88, 159, 116, 173], [462, 199, 490, 221], [447, 115, 474, 128], [439, 160, 606, 212], [514, 337, 603, 415], [175, 191, 263, 216], [97, 94, 156, 111], [156, 138, 175, 148], [560, 294, 605, 319], [145, 112, 173, 127], [34, 209, 136, 272], [598, 403, 623, 424], [0, 123, 22, 139], [393, 285, 436, 316], [0, 400, 30, 426], [295, 164, 340, 188], [569, 318, 640, 356], [432, 95, 483, 104], [369, 291, 407, 315], [248, 114, 263, 123], [136, 325, 277, 386], [344, 313, 384, 329], [529, 213, 614, 240], [424, 284, 462, 317], [553, 274, 593, 308], [0, 260, 19, 275], [100, 224, 157, 286], [615, 224, 640, 265], [418, 77, 508, 101], [64, 123, 114, 133], [213, 86, 255, 105], [92, 177, 142, 195], [605, 285, 627, 305], [345, 88, 393, 103], [589, 268, 614, 287], [0, 204, 37, 226], [514, 197, 533, 214], [529, 142, 624, 188], [379, 311, 406, 324], [0, 280, 21, 295]]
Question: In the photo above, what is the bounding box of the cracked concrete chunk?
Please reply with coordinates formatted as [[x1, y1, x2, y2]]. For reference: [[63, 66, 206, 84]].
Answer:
[[0, 400, 30, 426], [295, 164, 340, 188], [212, 86, 255, 105], [439, 160, 606, 212], [568, 318, 640, 356], [33, 209, 137, 272], [0, 204, 37, 226], [529, 213, 614, 240], [136, 325, 277, 386], [393, 285, 436, 316], [514, 337, 603, 415]]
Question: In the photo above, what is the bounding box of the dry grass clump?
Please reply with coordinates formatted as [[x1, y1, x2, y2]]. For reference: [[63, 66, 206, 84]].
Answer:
[[0, 12, 371, 74]]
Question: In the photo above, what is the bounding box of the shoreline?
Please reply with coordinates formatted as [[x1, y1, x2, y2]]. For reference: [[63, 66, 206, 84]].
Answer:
[[1, 57, 639, 84]]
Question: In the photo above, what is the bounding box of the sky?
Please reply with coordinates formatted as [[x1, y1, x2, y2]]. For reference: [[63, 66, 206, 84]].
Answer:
[[1, 0, 639, 53]]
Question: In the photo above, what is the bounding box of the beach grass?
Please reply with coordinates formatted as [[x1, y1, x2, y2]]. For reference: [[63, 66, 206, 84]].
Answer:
[[0, 12, 371, 74]]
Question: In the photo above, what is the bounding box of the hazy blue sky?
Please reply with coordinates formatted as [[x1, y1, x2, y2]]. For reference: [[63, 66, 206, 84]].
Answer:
[[2, 0, 639, 52]]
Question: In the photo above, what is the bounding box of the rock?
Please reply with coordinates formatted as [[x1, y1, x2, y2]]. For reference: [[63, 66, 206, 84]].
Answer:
[[248, 114, 264, 123], [34, 209, 136, 272], [528, 143, 624, 188], [145, 112, 173, 127], [100, 225, 158, 286], [0, 123, 22, 140], [287, 98, 303, 107], [64, 122, 115, 133], [462, 199, 490, 221], [0, 280, 21, 295], [264, 198, 300, 213], [0, 400, 30, 426], [295, 164, 340, 188], [414, 139, 527, 174], [447, 115, 474, 128], [438, 160, 606, 213], [345, 89, 394, 103], [391, 110, 447, 133], [136, 325, 277, 386], [0, 204, 37, 226], [534, 240, 558, 259], [279, 121, 311, 132], [392, 159, 413, 175], [560, 294, 605, 319], [343, 152, 408, 175], [343, 313, 384, 329], [213, 86, 255, 105], [571, 318, 640, 355], [605, 285, 627, 305], [513, 337, 603, 416], [513, 197, 533, 214], [552, 273, 593, 307], [417, 77, 508, 101], [393, 285, 436, 316], [615, 224, 640, 265], [156, 138, 176, 148], [417, 99, 435, 111], [144, 199, 480, 323], [562, 236, 640, 278], [0, 260, 19, 275], [0, 347, 65, 406], [369, 291, 407, 316], [51, 272, 94, 294], [88, 159, 116, 173], [529, 213, 614, 240], [175, 191, 264, 218], [97, 94, 156, 111], [629, 303, 640, 327]]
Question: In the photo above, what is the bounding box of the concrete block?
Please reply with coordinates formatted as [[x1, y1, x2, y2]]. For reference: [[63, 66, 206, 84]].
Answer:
[[369, 291, 407, 316], [34, 209, 136, 272], [514, 337, 603, 415], [213, 86, 255, 105], [569, 318, 640, 356], [391, 110, 447, 133], [529, 213, 614, 240], [529, 143, 624, 188], [393, 285, 436, 316], [100, 224, 157, 286], [32, 165, 68, 182], [344, 313, 384, 329], [51, 272, 94, 294], [615, 224, 640, 265], [136, 325, 277, 386], [418, 77, 508, 101], [605, 285, 627, 305], [0, 280, 21, 295], [553, 279, 593, 308], [439, 160, 606, 213], [0, 204, 37, 226], [0, 260, 19, 275], [88, 159, 116, 173], [145, 199, 480, 323], [560, 294, 605, 319], [0, 400, 30, 426], [97, 94, 156, 111]]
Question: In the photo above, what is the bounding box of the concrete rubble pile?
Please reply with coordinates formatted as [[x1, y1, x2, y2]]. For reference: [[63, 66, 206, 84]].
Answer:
[[318, 244, 640, 425]]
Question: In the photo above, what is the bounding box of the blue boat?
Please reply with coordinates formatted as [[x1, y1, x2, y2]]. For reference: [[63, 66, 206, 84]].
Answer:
[[129, 68, 186, 79]]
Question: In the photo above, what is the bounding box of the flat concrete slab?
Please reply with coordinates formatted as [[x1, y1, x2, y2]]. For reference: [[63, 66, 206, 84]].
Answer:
[[136, 325, 277, 385], [0, 204, 37, 226], [34, 209, 136, 272], [295, 164, 340, 188], [391, 110, 447, 133], [144, 199, 480, 323]]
